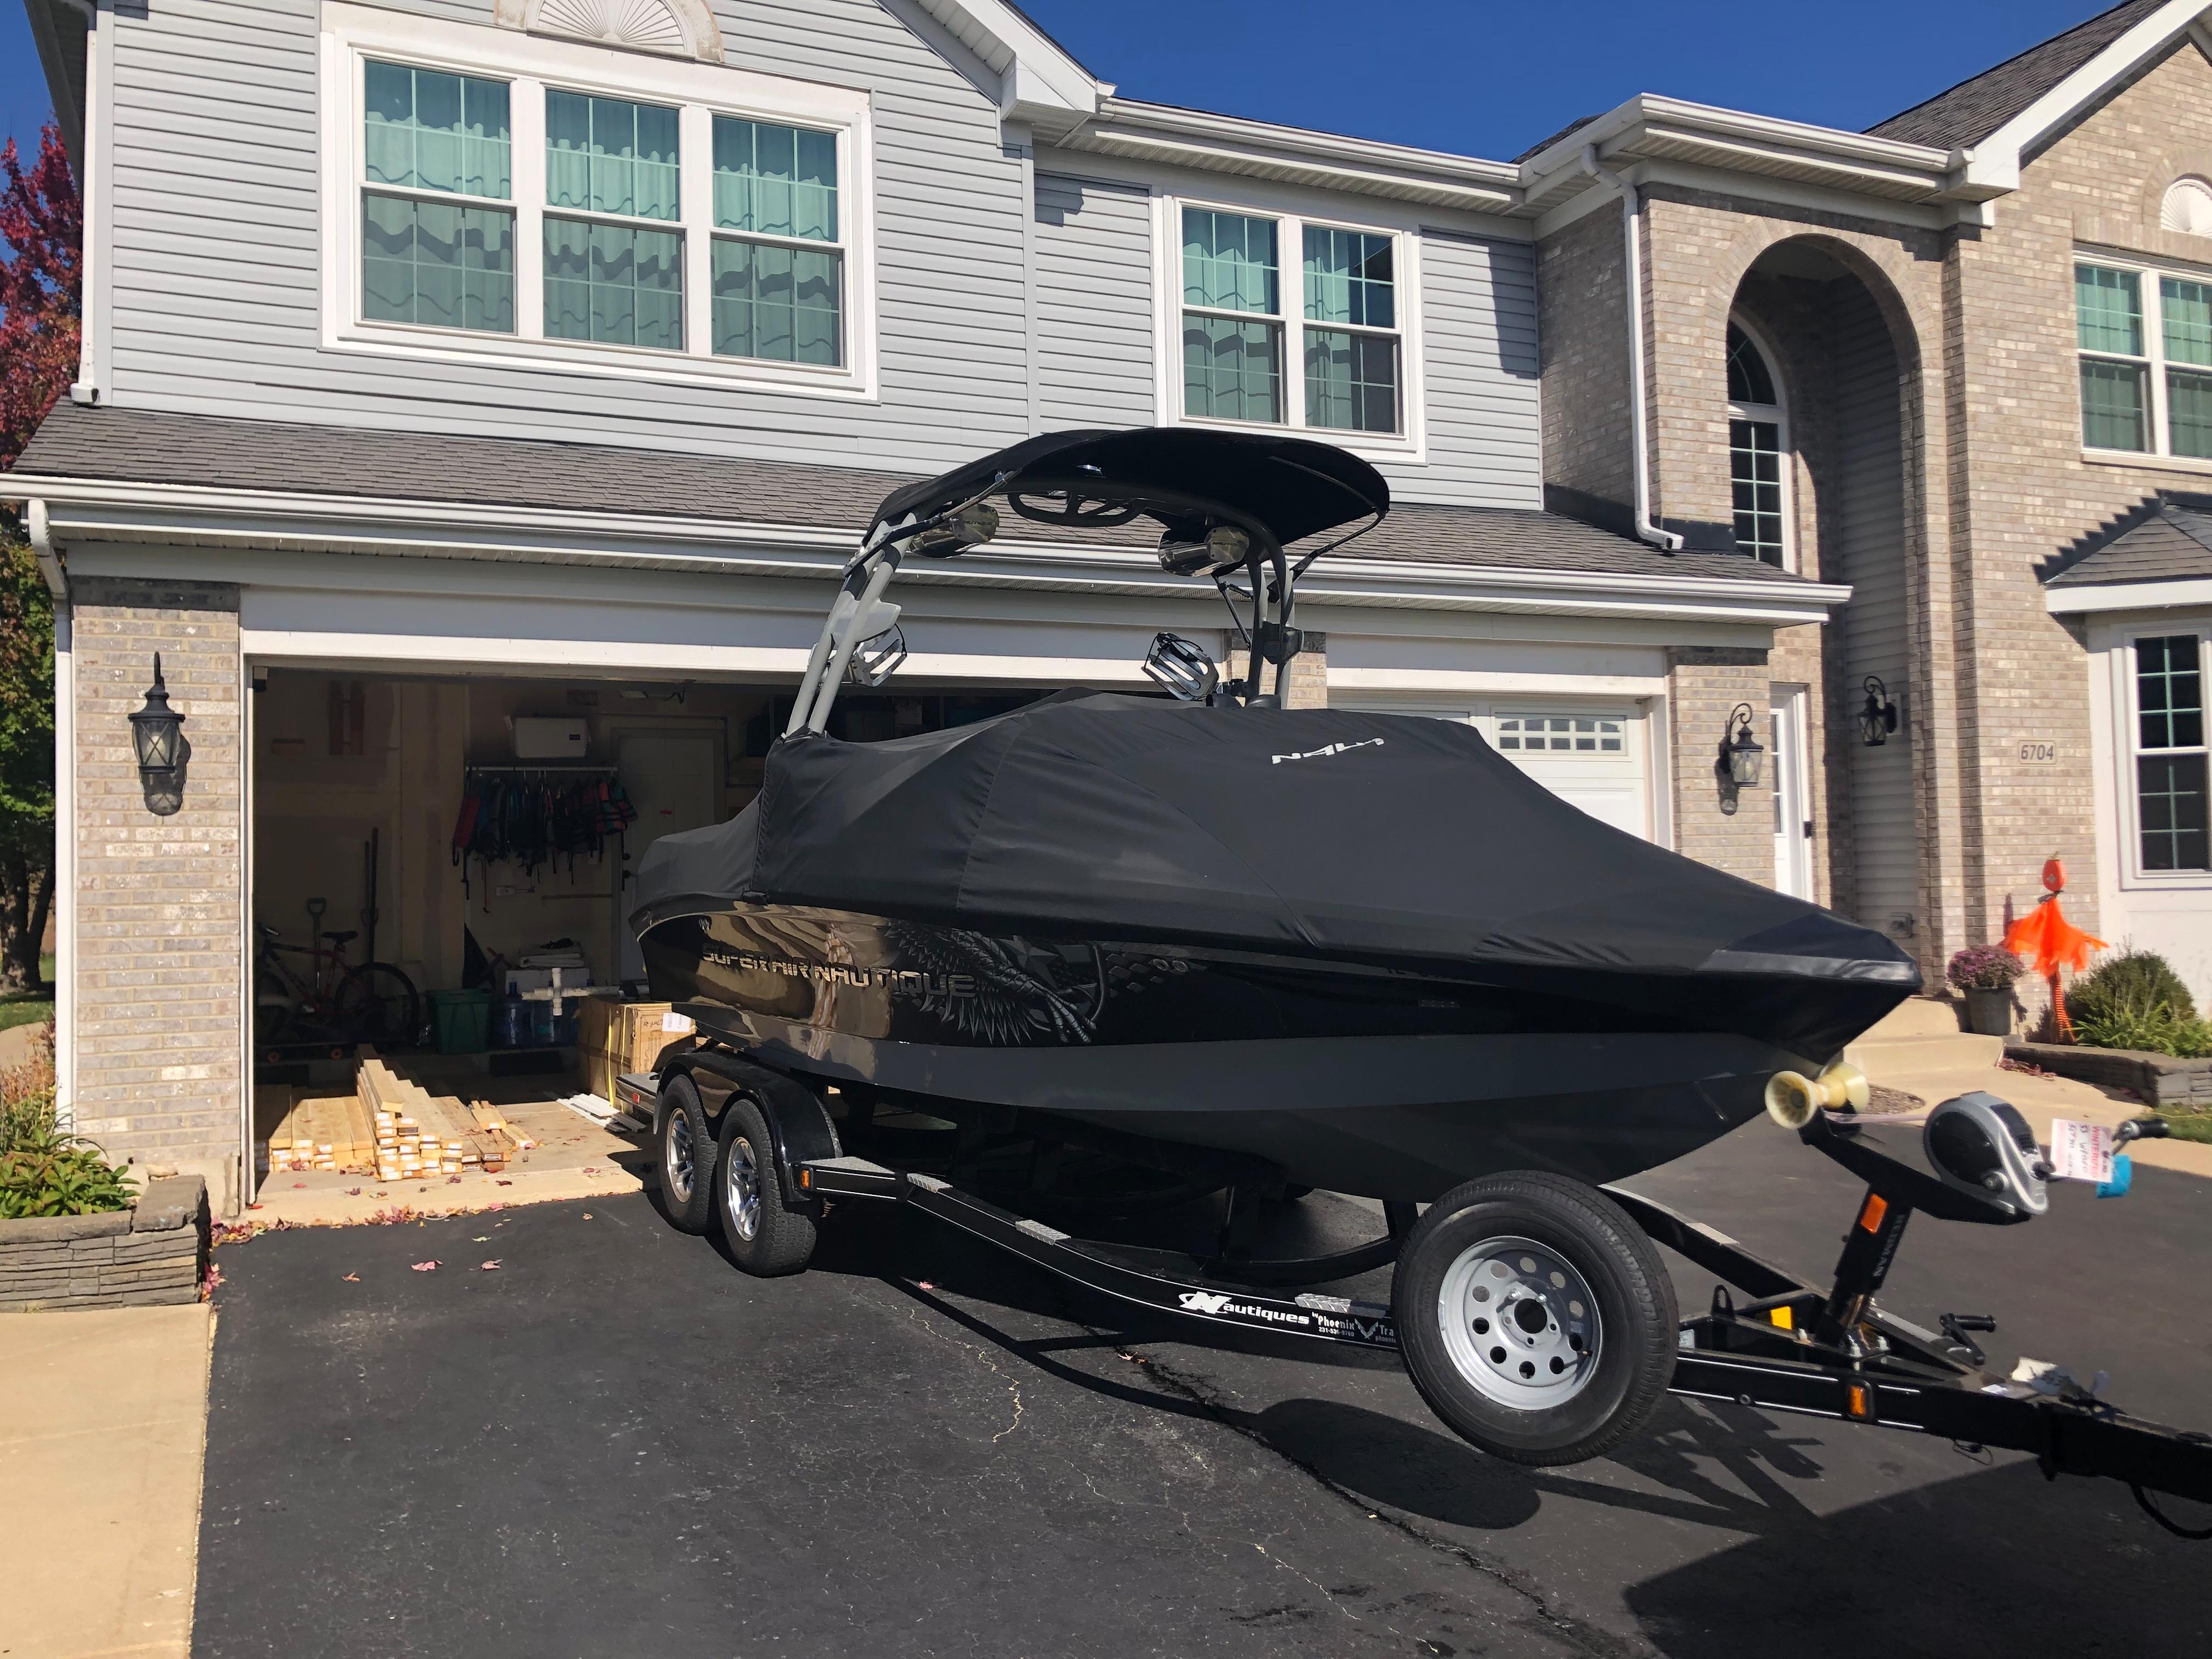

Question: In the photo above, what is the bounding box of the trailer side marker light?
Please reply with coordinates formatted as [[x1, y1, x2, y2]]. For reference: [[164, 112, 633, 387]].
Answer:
[[1846, 1383, 1872, 1420], [1768, 1306, 1794, 1330], [798, 1169, 812, 1190], [1858, 1193, 1888, 1233]]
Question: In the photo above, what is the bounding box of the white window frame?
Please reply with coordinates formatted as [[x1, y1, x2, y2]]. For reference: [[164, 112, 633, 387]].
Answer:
[[319, 2, 878, 399], [2073, 249, 2212, 466], [1725, 315, 1794, 573], [2116, 622, 2212, 887], [1150, 191, 1427, 461]]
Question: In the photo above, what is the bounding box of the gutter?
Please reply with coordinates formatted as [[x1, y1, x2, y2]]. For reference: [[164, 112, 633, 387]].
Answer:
[[1579, 146, 1683, 555], [26, 499, 69, 600]]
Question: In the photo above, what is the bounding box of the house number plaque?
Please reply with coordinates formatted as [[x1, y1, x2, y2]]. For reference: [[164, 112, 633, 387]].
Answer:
[[2017, 741, 2058, 764]]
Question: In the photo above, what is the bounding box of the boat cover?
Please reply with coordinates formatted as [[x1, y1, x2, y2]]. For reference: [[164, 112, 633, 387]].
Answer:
[[633, 693, 1917, 1052]]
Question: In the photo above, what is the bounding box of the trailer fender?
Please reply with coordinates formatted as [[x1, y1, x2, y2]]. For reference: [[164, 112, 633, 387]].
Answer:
[[662, 1049, 841, 1213]]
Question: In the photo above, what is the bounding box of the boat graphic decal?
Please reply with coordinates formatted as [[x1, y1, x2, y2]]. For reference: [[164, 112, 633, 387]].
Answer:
[[882, 923, 1103, 1046], [1271, 737, 1385, 764], [1176, 1289, 1396, 1344]]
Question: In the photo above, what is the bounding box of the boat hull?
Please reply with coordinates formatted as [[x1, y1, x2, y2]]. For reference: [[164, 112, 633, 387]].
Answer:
[[639, 903, 1821, 1200]]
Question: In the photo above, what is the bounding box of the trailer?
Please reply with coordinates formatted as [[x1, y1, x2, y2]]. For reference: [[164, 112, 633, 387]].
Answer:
[[613, 1060, 2212, 1537]]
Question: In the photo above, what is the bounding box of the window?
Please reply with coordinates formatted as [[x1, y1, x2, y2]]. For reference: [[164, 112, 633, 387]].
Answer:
[[1725, 321, 1788, 568], [1173, 202, 1409, 440], [2135, 634, 2209, 872], [2075, 259, 2212, 459], [362, 61, 515, 332], [1496, 715, 1624, 754], [712, 117, 842, 366], [325, 4, 874, 394]]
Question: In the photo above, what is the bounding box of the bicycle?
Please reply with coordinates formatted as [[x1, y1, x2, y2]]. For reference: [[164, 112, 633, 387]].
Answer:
[[254, 898, 421, 1051]]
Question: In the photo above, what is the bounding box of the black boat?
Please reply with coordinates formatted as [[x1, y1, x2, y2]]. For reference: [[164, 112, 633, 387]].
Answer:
[[630, 427, 1919, 1205]]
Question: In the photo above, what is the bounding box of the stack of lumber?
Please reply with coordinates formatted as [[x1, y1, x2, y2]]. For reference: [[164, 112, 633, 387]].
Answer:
[[261, 1088, 380, 1176], [357, 1051, 523, 1182]]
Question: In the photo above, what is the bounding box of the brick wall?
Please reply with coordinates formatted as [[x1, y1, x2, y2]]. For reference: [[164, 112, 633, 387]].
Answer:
[[1666, 646, 1773, 883], [1226, 633, 1328, 708], [69, 577, 244, 1213]]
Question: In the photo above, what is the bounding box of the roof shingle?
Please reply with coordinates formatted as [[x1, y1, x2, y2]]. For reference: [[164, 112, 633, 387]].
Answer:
[[2045, 498, 2212, 586], [1867, 0, 2168, 150], [9, 401, 1815, 588]]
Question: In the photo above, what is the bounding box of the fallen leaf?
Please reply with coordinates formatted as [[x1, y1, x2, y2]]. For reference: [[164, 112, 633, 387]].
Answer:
[[479, 1260, 502, 1271], [410, 1261, 441, 1272], [292, 1182, 306, 1189], [342, 1272, 359, 1283], [373, 1190, 387, 1198], [582, 1212, 594, 1220], [918, 1280, 935, 1291], [496, 1180, 513, 1187], [447, 1175, 462, 1185], [473, 1235, 491, 1243], [246, 1203, 263, 1211], [344, 1187, 362, 1197]]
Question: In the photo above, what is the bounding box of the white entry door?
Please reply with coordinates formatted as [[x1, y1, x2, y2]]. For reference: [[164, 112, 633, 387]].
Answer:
[[1770, 686, 1814, 899], [613, 731, 720, 982]]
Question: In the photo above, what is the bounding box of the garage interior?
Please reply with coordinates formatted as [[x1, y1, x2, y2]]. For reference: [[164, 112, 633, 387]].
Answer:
[[246, 664, 1036, 1203]]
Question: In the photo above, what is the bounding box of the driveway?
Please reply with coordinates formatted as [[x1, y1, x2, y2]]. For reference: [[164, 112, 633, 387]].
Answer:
[[193, 1120, 2212, 1658]]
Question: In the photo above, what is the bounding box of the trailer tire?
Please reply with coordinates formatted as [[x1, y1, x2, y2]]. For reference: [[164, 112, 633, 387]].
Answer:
[[654, 1073, 717, 1236], [714, 1094, 816, 1277], [1395, 1172, 1676, 1466]]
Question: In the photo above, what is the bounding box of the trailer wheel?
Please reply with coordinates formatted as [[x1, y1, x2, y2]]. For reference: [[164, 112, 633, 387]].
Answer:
[[1395, 1172, 1676, 1466], [655, 1073, 717, 1235], [714, 1094, 816, 1277]]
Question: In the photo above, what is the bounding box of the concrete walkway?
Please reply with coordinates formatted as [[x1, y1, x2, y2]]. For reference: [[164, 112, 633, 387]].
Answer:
[[0, 1304, 214, 1659]]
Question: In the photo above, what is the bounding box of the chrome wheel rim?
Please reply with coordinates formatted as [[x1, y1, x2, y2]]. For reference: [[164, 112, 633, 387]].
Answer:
[[1437, 1235, 1601, 1409], [726, 1135, 761, 1242], [664, 1111, 695, 1205]]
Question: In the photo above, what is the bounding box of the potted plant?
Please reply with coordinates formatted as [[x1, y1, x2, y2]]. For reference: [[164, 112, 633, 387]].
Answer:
[[1947, 945, 2024, 1037]]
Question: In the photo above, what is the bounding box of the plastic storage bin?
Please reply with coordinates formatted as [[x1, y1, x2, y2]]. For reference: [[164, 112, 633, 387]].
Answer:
[[427, 988, 493, 1055]]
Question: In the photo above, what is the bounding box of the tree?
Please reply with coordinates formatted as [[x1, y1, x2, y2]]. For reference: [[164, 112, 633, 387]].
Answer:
[[0, 123, 80, 994]]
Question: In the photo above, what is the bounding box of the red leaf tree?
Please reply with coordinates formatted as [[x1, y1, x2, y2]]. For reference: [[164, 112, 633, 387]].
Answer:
[[0, 123, 77, 997]]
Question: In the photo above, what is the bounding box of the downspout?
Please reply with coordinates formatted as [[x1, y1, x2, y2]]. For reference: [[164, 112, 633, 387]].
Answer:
[[28, 499, 73, 1126], [1581, 145, 1683, 554]]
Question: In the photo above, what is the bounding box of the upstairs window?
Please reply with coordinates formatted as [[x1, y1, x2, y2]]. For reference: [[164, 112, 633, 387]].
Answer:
[[1725, 321, 1789, 568], [2135, 633, 2208, 873], [326, 5, 876, 396], [2076, 258, 2212, 460], [362, 61, 515, 333], [1173, 202, 1412, 442]]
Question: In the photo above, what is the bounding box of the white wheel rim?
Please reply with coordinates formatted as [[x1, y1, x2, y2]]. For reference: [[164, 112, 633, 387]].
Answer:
[[726, 1135, 761, 1242], [1436, 1234, 1602, 1409], [664, 1112, 694, 1204]]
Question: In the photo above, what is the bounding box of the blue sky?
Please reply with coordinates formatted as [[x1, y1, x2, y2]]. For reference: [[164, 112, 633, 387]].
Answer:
[[0, 1, 2124, 166]]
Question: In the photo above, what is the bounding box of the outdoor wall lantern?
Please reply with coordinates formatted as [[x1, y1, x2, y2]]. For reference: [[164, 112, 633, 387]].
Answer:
[[129, 653, 191, 816], [1714, 702, 1765, 815], [1859, 676, 1899, 748]]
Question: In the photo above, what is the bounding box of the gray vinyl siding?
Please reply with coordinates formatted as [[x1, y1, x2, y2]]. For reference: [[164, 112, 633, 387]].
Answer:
[[1033, 173, 1155, 430], [1403, 232, 1543, 509], [1831, 283, 1917, 933], [100, 0, 1034, 477]]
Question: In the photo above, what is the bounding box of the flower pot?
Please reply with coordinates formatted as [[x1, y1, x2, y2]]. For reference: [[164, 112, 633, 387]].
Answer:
[[1962, 986, 2014, 1037]]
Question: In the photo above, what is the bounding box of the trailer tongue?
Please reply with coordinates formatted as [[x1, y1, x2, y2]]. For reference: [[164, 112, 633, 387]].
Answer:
[[787, 1102, 2212, 1534]]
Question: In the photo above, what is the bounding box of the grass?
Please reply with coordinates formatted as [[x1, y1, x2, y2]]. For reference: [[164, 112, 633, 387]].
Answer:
[[2154, 1109, 2212, 1146], [0, 955, 55, 1035]]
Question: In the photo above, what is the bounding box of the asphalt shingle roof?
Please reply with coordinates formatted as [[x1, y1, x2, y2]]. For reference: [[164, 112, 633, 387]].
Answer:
[[9, 401, 1815, 588], [1867, 0, 2169, 150], [2045, 498, 2212, 586]]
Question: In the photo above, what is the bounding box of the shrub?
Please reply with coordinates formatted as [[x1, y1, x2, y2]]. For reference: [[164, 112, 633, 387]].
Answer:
[[2070, 1006, 2212, 1059], [2067, 949, 2199, 1029], [0, 1043, 134, 1218], [1947, 945, 2024, 992]]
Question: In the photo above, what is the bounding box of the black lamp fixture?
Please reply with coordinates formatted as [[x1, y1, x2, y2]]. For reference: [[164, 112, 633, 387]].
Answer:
[[1859, 676, 1899, 748], [1714, 702, 1765, 815], [129, 653, 191, 816]]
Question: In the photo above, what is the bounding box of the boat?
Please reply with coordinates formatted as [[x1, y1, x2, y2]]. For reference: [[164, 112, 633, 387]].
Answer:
[[629, 427, 1921, 1205]]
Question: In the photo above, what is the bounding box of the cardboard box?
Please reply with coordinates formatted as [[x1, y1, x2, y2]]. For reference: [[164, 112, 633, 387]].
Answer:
[[579, 995, 696, 1103]]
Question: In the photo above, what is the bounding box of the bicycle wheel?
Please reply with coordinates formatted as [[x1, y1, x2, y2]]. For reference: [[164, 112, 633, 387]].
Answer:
[[336, 962, 421, 1048]]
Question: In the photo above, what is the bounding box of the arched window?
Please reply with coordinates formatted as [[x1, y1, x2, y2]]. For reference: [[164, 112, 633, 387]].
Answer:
[[1726, 320, 1789, 568]]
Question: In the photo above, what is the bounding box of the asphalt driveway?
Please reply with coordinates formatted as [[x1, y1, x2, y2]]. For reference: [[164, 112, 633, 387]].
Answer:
[[194, 1120, 2212, 1658]]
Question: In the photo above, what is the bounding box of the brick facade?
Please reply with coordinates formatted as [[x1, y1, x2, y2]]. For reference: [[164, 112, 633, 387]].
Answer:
[[69, 577, 245, 1213]]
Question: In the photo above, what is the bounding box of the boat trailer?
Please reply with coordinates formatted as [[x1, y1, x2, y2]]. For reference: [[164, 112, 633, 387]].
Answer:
[[616, 1070, 2212, 1534], [798, 1135, 2211, 1536]]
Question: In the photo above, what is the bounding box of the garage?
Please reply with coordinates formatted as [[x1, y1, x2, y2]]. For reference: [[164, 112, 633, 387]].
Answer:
[[245, 663, 1036, 1200]]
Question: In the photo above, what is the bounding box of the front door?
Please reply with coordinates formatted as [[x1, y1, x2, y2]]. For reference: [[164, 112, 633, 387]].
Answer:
[[1770, 686, 1813, 899], [612, 731, 719, 982]]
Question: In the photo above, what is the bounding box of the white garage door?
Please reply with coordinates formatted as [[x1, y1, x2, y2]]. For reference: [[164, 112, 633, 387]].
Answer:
[[1338, 701, 1651, 840]]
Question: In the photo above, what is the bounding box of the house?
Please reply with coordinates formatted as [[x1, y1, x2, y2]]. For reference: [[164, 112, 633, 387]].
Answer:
[[8, 0, 2208, 1213]]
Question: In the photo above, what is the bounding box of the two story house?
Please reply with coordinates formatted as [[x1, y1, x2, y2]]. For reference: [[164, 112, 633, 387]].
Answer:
[[10, 0, 2211, 1212]]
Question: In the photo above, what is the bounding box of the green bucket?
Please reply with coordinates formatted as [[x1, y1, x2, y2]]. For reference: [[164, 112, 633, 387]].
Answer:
[[427, 988, 494, 1055]]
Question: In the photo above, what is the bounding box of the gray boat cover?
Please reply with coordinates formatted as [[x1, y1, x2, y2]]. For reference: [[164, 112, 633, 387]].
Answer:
[[632, 692, 1917, 997]]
